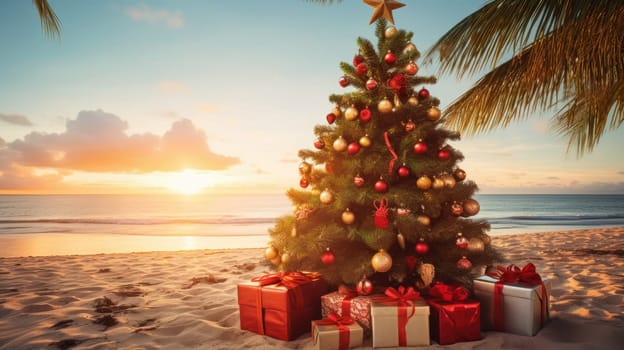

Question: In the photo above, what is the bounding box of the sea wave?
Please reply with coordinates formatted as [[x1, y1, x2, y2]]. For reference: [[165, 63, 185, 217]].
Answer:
[[486, 213, 624, 226]]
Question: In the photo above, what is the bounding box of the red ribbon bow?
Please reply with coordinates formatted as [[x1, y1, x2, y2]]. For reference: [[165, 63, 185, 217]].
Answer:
[[486, 263, 547, 331], [251, 271, 318, 289], [338, 285, 359, 317], [313, 312, 354, 350], [429, 282, 470, 302], [379, 286, 423, 346]]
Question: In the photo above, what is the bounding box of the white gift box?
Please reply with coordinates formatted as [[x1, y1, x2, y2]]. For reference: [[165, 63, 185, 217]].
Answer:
[[473, 275, 551, 336], [371, 299, 430, 347]]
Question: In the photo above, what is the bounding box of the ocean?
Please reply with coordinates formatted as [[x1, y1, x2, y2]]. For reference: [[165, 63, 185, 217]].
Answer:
[[1, 194, 623, 257]]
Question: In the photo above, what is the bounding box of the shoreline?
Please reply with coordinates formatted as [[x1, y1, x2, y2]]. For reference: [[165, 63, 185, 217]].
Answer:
[[1, 227, 623, 349], [1, 225, 624, 259]]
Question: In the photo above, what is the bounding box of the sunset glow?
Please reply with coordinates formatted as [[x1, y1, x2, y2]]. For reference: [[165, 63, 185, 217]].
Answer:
[[165, 169, 210, 195]]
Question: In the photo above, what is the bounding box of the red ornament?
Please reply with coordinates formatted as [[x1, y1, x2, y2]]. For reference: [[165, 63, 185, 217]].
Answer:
[[356, 62, 368, 75], [388, 73, 408, 96], [413, 140, 428, 154], [457, 256, 472, 270], [405, 61, 419, 75], [356, 275, 374, 296], [353, 54, 364, 66], [405, 256, 418, 272], [326, 113, 336, 124], [321, 248, 335, 265], [397, 164, 410, 178], [339, 76, 349, 88], [384, 50, 396, 64], [374, 178, 388, 193], [366, 77, 378, 90], [354, 174, 365, 187], [299, 177, 309, 188], [359, 107, 372, 123], [314, 139, 325, 149], [374, 197, 389, 229], [415, 239, 429, 255], [456, 234, 469, 249], [438, 148, 451, 160], [418, 88, 430, 99], [404, 120, 415, 132], [347, 142, 360, 155], [451, 202, 464, 216]]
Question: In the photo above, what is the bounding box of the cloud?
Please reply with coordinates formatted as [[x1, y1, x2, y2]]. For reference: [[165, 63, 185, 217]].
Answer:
[[125, 4, 183, 28], [195, 103, 221, 113], [1, 110, 239, 177], [546, 176, 560, 180], [0, 113, 33, 127], [158, 81, 189, 94], [618, 171, 624, 176]]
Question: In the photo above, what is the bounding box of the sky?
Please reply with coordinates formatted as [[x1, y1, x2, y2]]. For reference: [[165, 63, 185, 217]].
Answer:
[[0, 0, 623, 195]]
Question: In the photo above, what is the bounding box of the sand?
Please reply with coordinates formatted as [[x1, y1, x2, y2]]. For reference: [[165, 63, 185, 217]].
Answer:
[[0, 227, 623, 349]]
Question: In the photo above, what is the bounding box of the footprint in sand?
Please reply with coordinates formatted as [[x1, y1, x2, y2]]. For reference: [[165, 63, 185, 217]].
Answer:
[[22, 303, 54, 313]]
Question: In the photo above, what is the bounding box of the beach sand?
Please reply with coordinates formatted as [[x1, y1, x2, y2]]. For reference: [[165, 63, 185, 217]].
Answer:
[[1, 227, 623, 349]]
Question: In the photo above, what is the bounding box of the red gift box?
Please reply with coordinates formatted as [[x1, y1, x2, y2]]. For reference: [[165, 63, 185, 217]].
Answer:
[[237, 272, 328, 341], [427, 282, 482, 345]]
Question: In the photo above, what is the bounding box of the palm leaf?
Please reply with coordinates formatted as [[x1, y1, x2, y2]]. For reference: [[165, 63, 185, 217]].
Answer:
[[33, 0, 61, 40]]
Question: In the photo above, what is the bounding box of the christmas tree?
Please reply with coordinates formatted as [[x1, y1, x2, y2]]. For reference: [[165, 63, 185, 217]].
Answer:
[[266, 19, 500, 291]]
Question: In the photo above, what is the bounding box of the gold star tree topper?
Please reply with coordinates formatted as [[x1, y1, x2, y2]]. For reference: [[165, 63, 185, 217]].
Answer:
[[363, 0, 405, 24]]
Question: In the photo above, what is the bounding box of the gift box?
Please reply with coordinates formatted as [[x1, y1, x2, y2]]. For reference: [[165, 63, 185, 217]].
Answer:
[[312, 313, 364, 350], [427, 282, 482, 345], [473, 263, 551, 336], [237, 272, 329, 341], [321, 287, 377, 335], [371, 287, 430, 347]]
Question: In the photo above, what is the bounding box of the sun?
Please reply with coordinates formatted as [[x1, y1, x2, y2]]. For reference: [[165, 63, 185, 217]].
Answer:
[[166, 169, 209, 195]]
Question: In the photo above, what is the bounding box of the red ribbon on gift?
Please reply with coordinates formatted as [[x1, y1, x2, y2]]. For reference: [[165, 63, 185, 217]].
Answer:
[[429, 282, 470, 302], [313, 312, 354, 350], [487, 263, 548, 331], [338, 285, 359, 317], [378, 286, 423, 346], [250, 272, 320, 335]]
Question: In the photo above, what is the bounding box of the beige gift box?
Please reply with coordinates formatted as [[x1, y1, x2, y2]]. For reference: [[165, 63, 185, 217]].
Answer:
[[474, 275, 551, 336], [312, 321, 364, 350], [371, 299, 430, 347]]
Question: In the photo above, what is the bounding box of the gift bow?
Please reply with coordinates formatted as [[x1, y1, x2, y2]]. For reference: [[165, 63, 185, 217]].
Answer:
[[379, 286, 423, 346], [486, 262, 547, 331], [429, 282, 470, 302], [487, 262, 543, 285], [251, 271, 319, 289], [337, 284, 359, 317], [313, 313, 354, 350]]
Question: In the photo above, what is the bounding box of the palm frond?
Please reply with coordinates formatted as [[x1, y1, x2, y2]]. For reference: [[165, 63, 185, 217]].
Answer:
[[428, 0, 624, 155], [33, 0, 61, 40]]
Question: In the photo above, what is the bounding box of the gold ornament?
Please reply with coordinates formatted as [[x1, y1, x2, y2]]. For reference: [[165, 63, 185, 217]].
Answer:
[[319, 189, 334, 204], [371, 249, 392, 272], [416, 214, 431, 226], [270, 255, 282, 266], [407, 95, 419, 106], [363, 0, 405, 25], [453, 168, 466, 181], [341, 208, 355, 225], [396, 232, 406, 250], [467, 237, 485, 253], [427, 107, 441, 121], [281, 252, 291, 264], [463, 198, 480, 216], [291, 227, 297, 237], [359, 134, 372, 147], [332, 106, 342, 118], [385, 26, 398, 38], [418, 263, 435, 287], [333, 136, 347, 152], [432, 176, 444, 190], [345, 105, 359, 121], [377, 98, 393, 114], [442, 174, 456, 189], [416, 175, 432, 190], [298, 161, 312, 175], [403, 42, 417, 54], [265, 246, 278, 260]]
